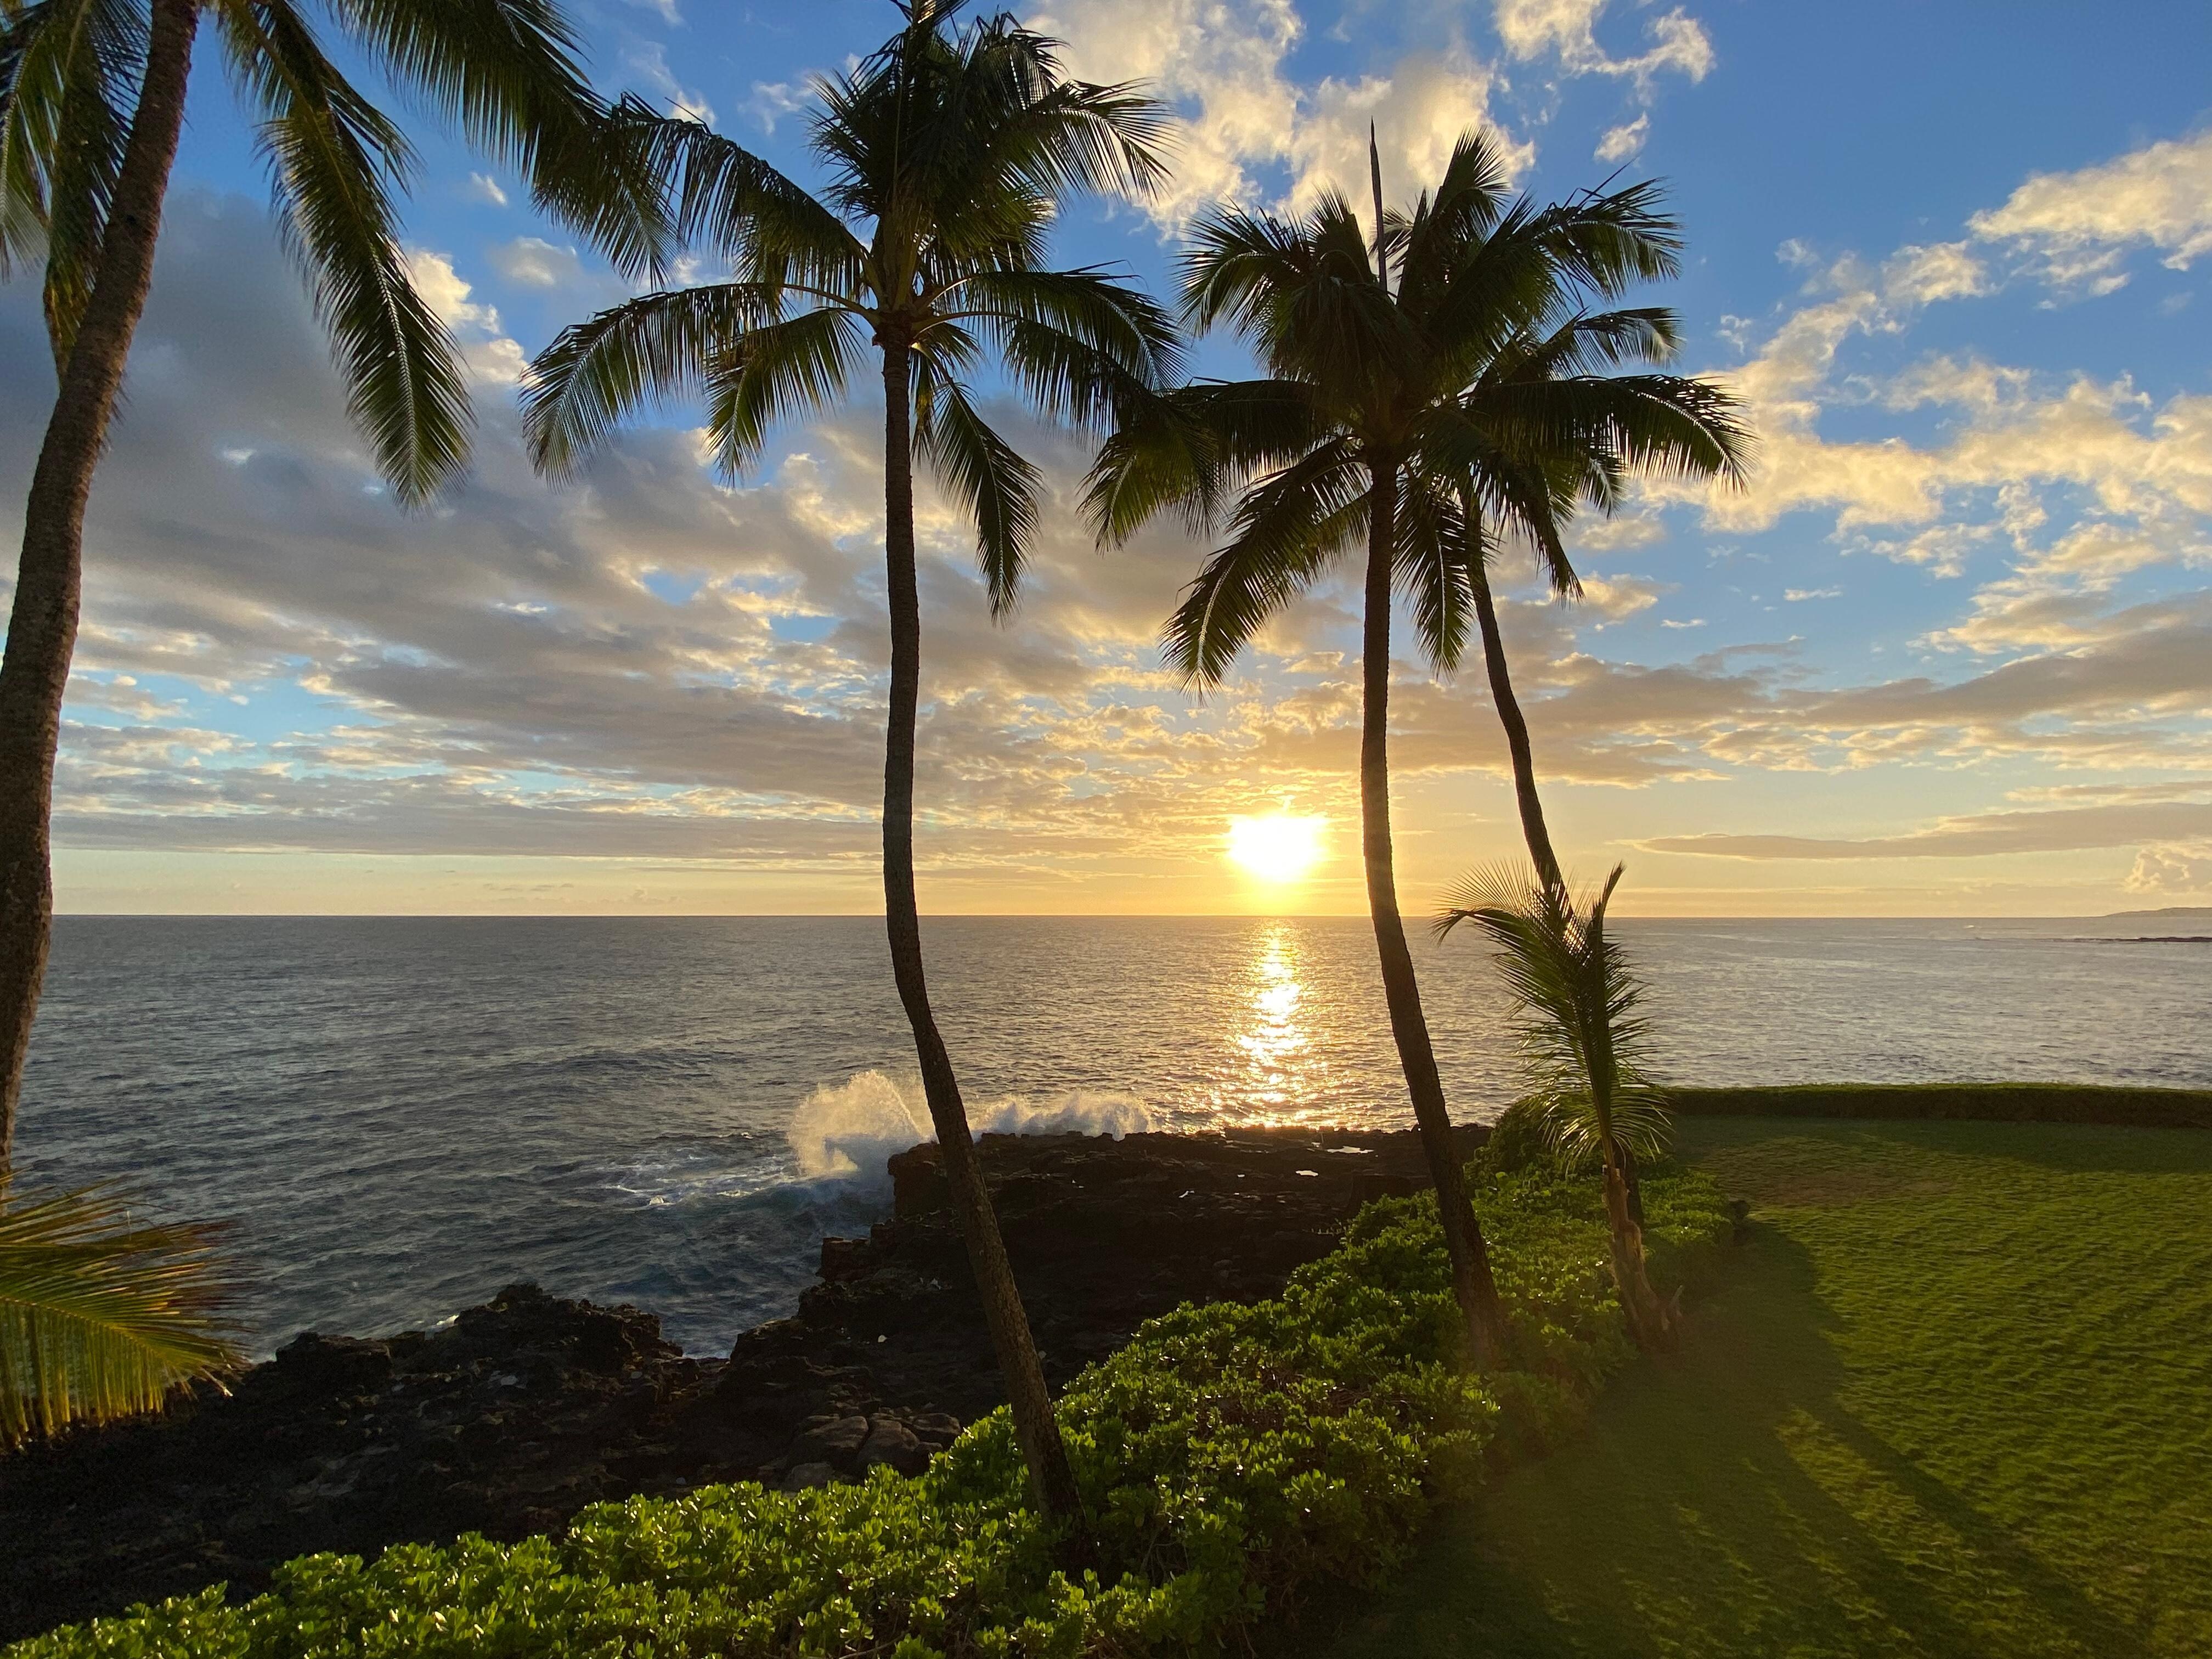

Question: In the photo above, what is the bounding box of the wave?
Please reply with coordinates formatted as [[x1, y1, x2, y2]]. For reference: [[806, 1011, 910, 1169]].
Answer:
[[786, 1070, 1153, 1186]]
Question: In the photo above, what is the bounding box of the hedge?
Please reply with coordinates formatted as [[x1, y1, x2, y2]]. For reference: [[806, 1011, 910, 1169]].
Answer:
[[5, 1166, 1731, 1659], [1668, 1082, 2212, 1130]]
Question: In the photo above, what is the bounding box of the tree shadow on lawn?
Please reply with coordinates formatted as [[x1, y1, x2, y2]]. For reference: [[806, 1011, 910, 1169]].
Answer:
[[1281, 1223, 2146, 1659]]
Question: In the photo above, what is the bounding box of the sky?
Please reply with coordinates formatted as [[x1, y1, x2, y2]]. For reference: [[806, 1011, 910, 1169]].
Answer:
[[5, 0, 2211, 918]]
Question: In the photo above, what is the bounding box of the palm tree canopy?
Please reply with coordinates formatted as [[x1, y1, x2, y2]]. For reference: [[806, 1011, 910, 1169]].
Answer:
[[1435, 862, 1671, 1168], [0, 1181, 242, 1447], [1084, 129, 1752, 686], [522, 0, 1180, 617], [0, 0, 667, 502]]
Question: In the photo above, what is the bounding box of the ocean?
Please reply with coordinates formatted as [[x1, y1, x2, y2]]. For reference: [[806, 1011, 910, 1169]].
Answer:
[[16, 913, 2209, 1355]]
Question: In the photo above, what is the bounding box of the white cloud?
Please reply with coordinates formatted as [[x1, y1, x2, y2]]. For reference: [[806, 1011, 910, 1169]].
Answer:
[[1491, 0, 1713, 88], [491, 236, 585, 290], [403, 249, 525, 384], [1594, 114, 1647, 163], [625, 38, 713, 124], [1970, 129, 2212, 294], [464, 172, 507, 208], [1038, 0, 1528, 227], [743, 80, 809, 134], [2124, 841, 2212, 897]]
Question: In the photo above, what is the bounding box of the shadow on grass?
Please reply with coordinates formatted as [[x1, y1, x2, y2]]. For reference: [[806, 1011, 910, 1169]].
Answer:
[[1282, 1223, 2142, 1659]]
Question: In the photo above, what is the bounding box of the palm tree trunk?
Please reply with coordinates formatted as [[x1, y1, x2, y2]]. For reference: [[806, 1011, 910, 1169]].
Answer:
[[0, 0, 199, 1165], [1361, 458, 1508, 1368], [1469, 560, 1561, 896], [878, 340, 1085, 1530], [1600, 1136, 1672, 1349]]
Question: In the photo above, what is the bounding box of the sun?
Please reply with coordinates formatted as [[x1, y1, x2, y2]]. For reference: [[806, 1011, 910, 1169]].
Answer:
[[1227, 814, 1328, 883]]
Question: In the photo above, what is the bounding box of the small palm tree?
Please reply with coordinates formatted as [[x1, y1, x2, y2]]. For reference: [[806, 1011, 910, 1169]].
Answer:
[[1, 1181, 241, 1446], [522, 1, 1176, 1528], [1086, 132, 1694, 1365], [0, 0, 665, 1156], [1436, 864, 1677, 1348]]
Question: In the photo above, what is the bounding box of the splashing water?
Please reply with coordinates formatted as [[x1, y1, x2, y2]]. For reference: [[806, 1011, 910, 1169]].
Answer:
[[786, 1070, 1153, 1186]]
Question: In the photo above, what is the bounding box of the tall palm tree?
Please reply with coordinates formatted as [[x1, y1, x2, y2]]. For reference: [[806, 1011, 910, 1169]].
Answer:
[[1435, 864, 1676, 1347], [1439, 297, 1748, 896], [1085, 133, 1692, 1366], [0, 0, 664, 1160], [1, 1178, 241, 1446], [521, 2, 1175, 1527]]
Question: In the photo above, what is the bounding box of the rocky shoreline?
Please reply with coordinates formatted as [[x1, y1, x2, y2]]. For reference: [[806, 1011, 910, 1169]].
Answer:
[[0, 1124, 1480, 1641]]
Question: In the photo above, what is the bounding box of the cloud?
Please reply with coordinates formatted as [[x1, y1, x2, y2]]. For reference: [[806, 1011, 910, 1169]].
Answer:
[[402, 248, 526, 383], [1647, 800, 2212, 861], [1969, 128, 2212, 294], [743, 80, 809, 134], [1490, 0, 1714, 88], [1038, 0, 1528, 227], [1594, 114, 1647, 163], [464, 172, 507, 208], [2123, 842, 2212, 898]]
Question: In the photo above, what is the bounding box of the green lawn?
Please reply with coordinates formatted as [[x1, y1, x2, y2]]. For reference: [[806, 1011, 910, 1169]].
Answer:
[[1291, 1118, 2212, 1658]]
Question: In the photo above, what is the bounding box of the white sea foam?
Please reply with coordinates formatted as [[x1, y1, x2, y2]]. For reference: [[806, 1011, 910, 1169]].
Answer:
[[785, 1070, 1154, 1186]]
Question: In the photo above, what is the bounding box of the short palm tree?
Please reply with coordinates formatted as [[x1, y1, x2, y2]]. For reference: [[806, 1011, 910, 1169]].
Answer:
[[1085, 132, 1693, 1365], [521, 1, 1175, 1527], [1, 1180, 241, 1446], [0, 0, 664, 1158], [1436, 864, 1677, 1347]]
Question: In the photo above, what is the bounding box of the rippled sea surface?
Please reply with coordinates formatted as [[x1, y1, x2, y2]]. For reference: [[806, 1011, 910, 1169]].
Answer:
[[18, 915, 2210, 1353]]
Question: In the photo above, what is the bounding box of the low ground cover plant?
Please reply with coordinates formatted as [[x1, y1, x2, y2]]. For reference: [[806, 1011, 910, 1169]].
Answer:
[[9, 1166, 1730, 1659]]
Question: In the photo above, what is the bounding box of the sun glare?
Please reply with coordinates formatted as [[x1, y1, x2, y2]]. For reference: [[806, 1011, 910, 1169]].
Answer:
[[1227, 814, 1328, 884]]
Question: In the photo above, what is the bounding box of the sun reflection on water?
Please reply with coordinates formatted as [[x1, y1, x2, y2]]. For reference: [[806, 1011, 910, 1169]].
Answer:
[[1232, 926, 1327, 1124]]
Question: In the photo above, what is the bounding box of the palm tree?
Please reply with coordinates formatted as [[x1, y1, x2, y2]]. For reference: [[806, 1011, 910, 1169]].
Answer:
[[1436, 864, 1676, 1347], [1440, 295, 1748, 897], [520, 2, 1175, 1527], [1084, 132, 1694, 1366], [1, 1179, 241, 1446], [0, 0, 664, 1160]]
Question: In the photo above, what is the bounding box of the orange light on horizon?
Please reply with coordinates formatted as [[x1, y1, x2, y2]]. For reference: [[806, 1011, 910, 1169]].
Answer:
[[1226, 814, 1328, 884]]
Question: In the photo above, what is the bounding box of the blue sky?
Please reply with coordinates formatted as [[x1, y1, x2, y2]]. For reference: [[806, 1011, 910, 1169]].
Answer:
[[7, 0, 2212, 915]]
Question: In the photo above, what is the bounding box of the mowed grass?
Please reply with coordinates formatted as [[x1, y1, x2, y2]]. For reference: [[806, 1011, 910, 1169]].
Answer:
[[1290, 1118, 2212, 1657]]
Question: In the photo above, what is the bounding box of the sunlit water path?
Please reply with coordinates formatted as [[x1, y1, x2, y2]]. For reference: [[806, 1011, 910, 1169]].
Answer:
[[18, 915, 2209, 1353]]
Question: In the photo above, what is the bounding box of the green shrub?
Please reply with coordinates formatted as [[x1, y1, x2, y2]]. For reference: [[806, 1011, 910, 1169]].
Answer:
[[1670, 1082, 2212, 1130], [10, 1169, 1731, 1659]]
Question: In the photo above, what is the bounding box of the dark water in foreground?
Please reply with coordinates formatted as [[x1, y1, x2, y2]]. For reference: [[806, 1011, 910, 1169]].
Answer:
[[18, 915, 2209, 1353]]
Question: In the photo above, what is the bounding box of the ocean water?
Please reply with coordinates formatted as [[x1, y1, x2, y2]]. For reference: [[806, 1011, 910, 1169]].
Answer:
[[16, 914, 2210, 1355]]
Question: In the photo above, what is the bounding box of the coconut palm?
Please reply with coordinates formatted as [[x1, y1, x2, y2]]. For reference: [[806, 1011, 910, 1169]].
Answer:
[[1435, 863, 1677, 1347], [1084, 132, 1699, 1365], [1, 1179, 241, 1446], [520, 1, 1175, 1527], [1438, 304, 1748, 896], [0, 0, 665, 1159]]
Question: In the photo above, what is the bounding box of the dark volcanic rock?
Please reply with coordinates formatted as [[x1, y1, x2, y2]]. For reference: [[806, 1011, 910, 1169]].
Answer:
[[0, 1125, 1476, 1640]]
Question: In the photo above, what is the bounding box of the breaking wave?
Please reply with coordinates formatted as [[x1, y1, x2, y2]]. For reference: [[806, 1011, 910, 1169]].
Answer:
[[785, 1069, 1153, 1186]]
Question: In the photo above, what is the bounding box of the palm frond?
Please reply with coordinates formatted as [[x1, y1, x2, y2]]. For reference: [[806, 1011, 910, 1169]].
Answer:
[[522, 281, 785, 476], [219, 0, 471, 504], [0, 0, 144, 368], [325, 0, 667, 275], [1435, 861, 1671, 1165], [913, 362, 1041, 617], [1163, 439, 1365, 686], [698, 302, 865, 477], [0, 1182, 243, 1448]]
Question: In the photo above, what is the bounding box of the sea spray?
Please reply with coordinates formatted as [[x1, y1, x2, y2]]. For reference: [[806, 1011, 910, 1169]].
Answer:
[[785, 1070, 1155, 1185]]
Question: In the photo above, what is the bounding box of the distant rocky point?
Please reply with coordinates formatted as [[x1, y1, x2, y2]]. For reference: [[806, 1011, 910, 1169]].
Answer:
[[2106, 905, 2212, 919]]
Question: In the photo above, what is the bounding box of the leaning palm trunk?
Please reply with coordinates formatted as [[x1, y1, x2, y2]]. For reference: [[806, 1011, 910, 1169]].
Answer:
[[880, 342, 1084, 1525], [0, 0, 199, 1163], [1469, 562, 1562, 896], [1363, 467, 1509, 1368]]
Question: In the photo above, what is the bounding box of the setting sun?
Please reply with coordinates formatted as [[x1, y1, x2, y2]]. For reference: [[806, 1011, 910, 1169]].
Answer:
[[1227, 814, 1328, 883]]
